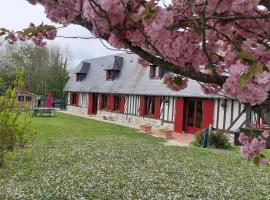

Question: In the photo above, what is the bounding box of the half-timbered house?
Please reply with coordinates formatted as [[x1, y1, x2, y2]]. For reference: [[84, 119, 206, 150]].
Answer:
[[64, 53, 255, 134]]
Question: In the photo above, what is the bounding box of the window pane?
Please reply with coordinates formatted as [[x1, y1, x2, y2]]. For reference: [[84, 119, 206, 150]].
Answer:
[[196, 101, 203, 128], [188, 100, 195, 126], [114, 96, 120, 111]]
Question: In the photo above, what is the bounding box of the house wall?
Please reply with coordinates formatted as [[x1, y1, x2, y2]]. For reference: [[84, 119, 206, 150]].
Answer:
[[67, 92, 248, 133], [212, 99, 258, 132]]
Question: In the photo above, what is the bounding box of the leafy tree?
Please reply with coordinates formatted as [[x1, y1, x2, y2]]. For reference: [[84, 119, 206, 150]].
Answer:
[[0, 71, 36, 168], [0, 42, 70, 97]]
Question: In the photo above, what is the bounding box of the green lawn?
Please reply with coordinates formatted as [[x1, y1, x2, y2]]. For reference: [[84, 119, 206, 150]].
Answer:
[[1, 113, 270, 200]]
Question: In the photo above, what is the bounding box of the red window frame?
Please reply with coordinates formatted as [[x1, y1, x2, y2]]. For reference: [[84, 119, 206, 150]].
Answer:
[[140, 96, 160, 118], [70, 93, 79, 106], [145, 96, 156, 116], [106, 70, 113, 80], [150, 65, 164, 79], [76, 74, 80, 82], [113, 95, 121, 111], [100, 94, 108, 110]]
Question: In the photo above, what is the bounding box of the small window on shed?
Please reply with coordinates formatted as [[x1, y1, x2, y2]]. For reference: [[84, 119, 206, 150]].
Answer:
[[26, 96, 32, 101], [18, 96, 25, 102], [106, 70, 113, 81]]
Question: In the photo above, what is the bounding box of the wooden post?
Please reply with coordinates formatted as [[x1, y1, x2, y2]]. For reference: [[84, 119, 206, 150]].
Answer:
[[245, 104, 251, 128]]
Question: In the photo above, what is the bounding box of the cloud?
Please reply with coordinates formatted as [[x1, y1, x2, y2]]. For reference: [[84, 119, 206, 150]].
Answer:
[[0, 0, 116, 69]]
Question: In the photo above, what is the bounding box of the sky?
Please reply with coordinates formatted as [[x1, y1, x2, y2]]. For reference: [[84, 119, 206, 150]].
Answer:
[[0, 0, 116, 68]]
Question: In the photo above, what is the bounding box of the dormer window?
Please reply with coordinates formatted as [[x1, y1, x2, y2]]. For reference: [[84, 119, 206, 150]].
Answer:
[[74, 62, 90, 82], [104, 56, 123, 81], [106, 70, 113, 81], [150, 65, 166, 79]]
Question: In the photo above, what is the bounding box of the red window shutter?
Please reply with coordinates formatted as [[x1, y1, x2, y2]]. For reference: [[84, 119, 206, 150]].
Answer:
[[109, 95, 114, 111], [174, 97, 184, 133], [75, 93, 79, 106], [139, 96, 145, 116], [88, 94, 93, 115], [69, 93, 73, 105], [120, 96, 125, 113], [154, 96, 161, 118], [99, 95, 103, 109], [202, 99, 214, 129], [107, 95, 111, 110]]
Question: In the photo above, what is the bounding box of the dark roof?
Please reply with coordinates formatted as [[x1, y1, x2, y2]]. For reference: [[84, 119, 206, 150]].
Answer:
[[105, 56, 123, 70], [64, 53, 224, 98], [74, 62, 90, 74]]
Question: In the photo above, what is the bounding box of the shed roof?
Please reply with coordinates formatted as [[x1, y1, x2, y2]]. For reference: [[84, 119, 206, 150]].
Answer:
[[64, 53, 225, 99]]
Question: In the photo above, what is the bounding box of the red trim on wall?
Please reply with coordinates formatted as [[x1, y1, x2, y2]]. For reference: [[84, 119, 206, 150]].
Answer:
[[139, 96, 145, 116], [120, 96, 125, 113], [69, 93, 73, 105], [174, 97, 184, 133], [88, 94, 93, 115], [75, 94, 79, 106], [154, 96, 161, 118], [202, 99, 214, 129], [107, 95, 114, 111], [98, 95, 103, 109]]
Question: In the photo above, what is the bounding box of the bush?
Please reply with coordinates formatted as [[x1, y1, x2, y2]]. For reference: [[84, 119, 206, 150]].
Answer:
[[239, 127, 270, 149], [0, 71, 36, 168], [209, 132, 231, 149], [191, 130, 231, 149]]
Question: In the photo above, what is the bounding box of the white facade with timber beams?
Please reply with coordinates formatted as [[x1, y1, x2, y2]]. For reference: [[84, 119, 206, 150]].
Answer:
[[64, 53, 255, 134]]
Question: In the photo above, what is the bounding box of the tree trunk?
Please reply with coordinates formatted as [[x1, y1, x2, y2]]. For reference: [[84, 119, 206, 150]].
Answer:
[[252, 98, 270, 125]]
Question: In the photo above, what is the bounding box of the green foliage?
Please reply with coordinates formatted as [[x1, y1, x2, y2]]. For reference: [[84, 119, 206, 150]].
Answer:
[[0, 42, 70, 97], [192, 130, 231, 149], [209, 131, 232, 149], [236, 51, 256, 63], [0, 72, 36, 168]]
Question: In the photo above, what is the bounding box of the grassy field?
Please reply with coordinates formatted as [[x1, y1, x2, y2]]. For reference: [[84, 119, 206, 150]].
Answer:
[[0, 113, 270, 200]]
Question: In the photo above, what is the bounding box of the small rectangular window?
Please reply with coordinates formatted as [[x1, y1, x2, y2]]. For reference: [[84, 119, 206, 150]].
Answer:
[[26, 96, 32, 101], [18, 96, 25, 102], [113, 95, 121, 111], [106, 70, 113, 80], [150, 65, 165, 79], [145, 96, 156, 115], [76, 74, 80, 81], [101, 95, 108, 109], [71, 93, 77, 105]]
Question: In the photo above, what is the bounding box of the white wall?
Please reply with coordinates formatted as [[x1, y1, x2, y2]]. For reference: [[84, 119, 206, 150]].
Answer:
[[213, 99, 248, 132]]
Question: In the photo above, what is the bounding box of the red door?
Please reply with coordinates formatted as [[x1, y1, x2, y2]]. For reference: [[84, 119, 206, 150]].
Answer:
[[185, 99, 203, 133], [88, 93, 98, 115]]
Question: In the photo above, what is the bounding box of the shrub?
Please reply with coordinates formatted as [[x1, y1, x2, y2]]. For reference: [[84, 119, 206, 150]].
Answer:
[[209, 132, 231, 149], [191, 130, 231, 149], [0, 71, 36, 168]]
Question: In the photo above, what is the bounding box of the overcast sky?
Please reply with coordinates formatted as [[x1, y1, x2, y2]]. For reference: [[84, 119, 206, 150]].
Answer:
[[0, 0, 116, 68]]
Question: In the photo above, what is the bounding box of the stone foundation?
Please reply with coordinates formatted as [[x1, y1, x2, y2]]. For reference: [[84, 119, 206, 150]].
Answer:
[[66, 106, 174, 130], [97, 110, 174, 130], [67, 105, 88, 115]]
